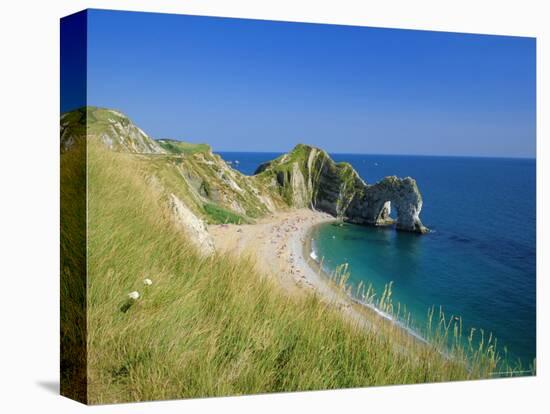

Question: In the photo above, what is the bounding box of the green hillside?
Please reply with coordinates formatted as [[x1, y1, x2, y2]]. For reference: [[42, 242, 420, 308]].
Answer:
[[156, 138, 211, 155]]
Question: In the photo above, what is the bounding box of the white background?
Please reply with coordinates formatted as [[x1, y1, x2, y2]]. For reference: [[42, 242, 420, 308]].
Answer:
[[0, 0, 547, 412]]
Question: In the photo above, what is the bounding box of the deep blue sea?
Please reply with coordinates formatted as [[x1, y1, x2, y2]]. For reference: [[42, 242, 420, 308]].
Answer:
[[218, 151, 536, 369]]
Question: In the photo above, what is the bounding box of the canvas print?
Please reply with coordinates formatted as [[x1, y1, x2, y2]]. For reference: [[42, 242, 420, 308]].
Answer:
[[60, 9, 536, 404]]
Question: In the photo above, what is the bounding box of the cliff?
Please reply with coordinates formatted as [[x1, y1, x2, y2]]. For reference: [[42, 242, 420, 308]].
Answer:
[[61, 106, 166, 154], [61, 107, 286, 254], [255, 144, 428, 233], [61, 107, 428, 236]]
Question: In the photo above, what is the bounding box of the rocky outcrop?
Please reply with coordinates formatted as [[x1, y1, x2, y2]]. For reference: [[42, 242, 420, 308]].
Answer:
[[347, 176, 428, 233], [61, 107, 285, 226], [254, 144, 428, 234], [169, 194, 215, 255], [61, 106, 166, 154]]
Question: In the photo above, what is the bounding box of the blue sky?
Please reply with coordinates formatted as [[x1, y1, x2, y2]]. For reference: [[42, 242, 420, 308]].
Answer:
[[80, 9, 535, 157]]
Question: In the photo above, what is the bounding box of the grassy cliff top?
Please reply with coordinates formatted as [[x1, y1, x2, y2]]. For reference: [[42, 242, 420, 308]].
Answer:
[[61, 106, 166, 154], [156, 139, 211, 155], [61, 106, 212, 157]]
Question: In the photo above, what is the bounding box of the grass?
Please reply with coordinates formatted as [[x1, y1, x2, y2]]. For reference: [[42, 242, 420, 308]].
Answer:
[[61, 142, 511, 404], [60, 139, 87, 402], [327, 266, 528, 375], [141, 146, 277, 223], [156, 139, 211, 155], [203, 202, 251, 224]]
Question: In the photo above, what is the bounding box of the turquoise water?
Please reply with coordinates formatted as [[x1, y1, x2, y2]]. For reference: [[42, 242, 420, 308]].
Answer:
[[219, 152, 536, 369]]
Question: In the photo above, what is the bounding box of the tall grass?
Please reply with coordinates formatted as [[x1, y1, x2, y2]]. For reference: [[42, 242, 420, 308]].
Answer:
[[328, 264, 526, 377], [60, 140, 87, 402], [77, 143, 504, 404]]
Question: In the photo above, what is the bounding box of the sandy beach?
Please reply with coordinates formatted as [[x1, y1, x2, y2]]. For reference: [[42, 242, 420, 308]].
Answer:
[[209, 209, 334, 292]]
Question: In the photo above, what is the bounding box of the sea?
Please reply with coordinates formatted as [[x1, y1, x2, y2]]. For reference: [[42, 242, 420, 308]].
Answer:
[[217, 151, 536, 370]]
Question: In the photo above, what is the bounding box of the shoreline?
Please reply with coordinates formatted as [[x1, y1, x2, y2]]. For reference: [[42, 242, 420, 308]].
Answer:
[[301, 222, 430, 344], [209, 208, 339, 295], [301, 223, 525, 370], [209, 209, 428, 342]]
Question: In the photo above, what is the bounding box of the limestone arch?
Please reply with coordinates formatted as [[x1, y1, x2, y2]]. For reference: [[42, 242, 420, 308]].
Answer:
[[363, 176, 428, 234]]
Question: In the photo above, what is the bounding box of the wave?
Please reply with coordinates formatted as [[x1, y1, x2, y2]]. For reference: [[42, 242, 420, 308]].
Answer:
[[350, 296, 429, 345], [310, 247, 319, 261]]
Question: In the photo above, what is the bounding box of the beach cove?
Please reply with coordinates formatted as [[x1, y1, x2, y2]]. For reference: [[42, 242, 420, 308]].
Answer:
[[209, 209, 417, 338]]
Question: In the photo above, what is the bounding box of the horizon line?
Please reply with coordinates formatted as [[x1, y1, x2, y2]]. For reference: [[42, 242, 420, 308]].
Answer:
[[213, 149, 536, 161], [60, 108, 535, 160]]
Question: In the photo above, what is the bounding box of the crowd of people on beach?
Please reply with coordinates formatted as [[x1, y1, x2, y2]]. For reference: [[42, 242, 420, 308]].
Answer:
[[213, 212, 330, 291], [269, 216, 317, 289]]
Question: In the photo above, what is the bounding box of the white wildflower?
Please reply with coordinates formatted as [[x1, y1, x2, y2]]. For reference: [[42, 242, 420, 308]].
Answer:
[[143, 278, 153, 286], [128, 291, 140, 300]]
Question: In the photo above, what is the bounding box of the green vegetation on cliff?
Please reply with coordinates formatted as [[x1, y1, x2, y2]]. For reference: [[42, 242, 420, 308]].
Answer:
[[61, 107, 285, 226], [255, 143, 428, 233], [254, 144, 365, 216], [203, 202, 250, 224], [156, 138, 211, 155]]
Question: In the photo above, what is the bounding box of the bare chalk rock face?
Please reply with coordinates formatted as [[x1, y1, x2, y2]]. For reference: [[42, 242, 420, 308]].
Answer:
[[350, 176, 428, 234], [170, 193, 215, 255]]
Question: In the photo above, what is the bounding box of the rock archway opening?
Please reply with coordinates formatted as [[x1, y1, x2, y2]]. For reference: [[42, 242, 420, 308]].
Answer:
[[354, 176, 429, 234], [376, 201, 395, 225]]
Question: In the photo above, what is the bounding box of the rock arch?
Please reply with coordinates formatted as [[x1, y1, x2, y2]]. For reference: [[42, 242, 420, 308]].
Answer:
[[358, 176, 428, 233]]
